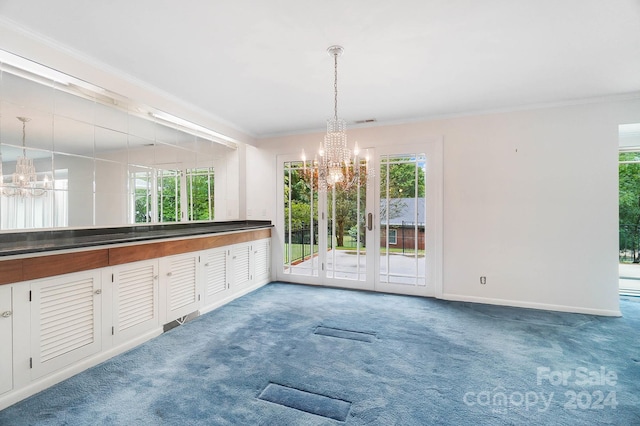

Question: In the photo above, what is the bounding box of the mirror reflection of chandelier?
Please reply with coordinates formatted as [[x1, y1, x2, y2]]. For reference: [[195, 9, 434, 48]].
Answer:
[[302, 45, 370, 192], [0, 116, 51, 197]]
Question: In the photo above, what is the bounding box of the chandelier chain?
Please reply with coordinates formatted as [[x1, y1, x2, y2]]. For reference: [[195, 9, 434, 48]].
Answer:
[[18, 116, 30, 157], [333, 51, 338, 121]]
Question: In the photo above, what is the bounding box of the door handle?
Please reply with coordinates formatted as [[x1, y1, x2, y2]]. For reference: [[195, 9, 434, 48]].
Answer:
[[367, 213, 373, 231]]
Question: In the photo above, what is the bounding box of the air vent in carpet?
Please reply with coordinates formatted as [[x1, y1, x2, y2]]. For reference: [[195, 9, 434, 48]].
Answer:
[[258, 383, 351, 422], [314, 326, 376, 342]]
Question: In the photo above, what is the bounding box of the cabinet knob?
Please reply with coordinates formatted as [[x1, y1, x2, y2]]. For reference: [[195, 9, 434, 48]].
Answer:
[[167, 272, 173, 277], [1, 311, 11, 318], [95, 289, 102, 295], [204, 263, 210, 267]]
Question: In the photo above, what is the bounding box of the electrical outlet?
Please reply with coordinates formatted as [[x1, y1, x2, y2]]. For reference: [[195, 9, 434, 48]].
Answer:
[[480, 276, 487, 285]]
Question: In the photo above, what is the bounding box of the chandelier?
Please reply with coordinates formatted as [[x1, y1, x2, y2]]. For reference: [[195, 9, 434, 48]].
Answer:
[[0, 116, 51, 197], [303, 45, 369, 191]]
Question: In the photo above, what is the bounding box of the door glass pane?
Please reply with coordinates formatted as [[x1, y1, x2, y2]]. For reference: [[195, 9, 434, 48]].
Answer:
[[326, 158, 368, 280], [379, 154, 427, 285], [283, 160, 319, 276], [619, 150, 640, 295]]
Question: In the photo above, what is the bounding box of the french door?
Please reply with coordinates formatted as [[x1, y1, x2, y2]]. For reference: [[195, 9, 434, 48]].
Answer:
[[374, 143, 442, 297], [278, 140, 442, 296], [279, 155, 374, 290]]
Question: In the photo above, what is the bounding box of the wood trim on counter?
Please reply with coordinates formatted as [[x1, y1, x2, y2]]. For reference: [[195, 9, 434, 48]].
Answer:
[[0, 259, 22, 285], [0, 228, 271, 285], [108, 229, 271, 265], [23, 250, 110, 281]]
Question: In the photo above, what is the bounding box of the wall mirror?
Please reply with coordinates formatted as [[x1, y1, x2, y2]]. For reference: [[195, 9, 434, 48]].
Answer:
[[0, 51, 238, 230]]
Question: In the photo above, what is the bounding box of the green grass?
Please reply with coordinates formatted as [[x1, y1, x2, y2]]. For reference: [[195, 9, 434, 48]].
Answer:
[[284, 243, 319, 264], [285, 238, 425, 262]]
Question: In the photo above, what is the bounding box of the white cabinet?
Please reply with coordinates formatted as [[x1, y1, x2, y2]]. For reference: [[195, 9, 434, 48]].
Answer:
[[202, 246, 231, 307], [199, 237, 271, 311], [231, 238, 271, 291], [0, 286, 12, 395], [30, 270, 102, 379], [0, 231, 271, 411], [160, 252, 200, 323], [253, 238, 271, 284], [232, 242, 252, 290], [111, 259, 159, 345]]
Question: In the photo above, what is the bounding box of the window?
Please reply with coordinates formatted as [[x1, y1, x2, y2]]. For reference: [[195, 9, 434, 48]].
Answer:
[[388, 229, 397, 245]]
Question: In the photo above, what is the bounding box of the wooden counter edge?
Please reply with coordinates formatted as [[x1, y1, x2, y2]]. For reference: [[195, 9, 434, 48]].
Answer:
[[0, 228, 271, 285]]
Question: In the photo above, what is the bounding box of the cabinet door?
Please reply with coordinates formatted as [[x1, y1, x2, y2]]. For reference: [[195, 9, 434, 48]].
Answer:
[[161, 252, 200, 322], [232, 242, 252, 290], [30, 270, 102, 379], [112, 259, 159, 344], [203, 247, 230, 307], [253, 238, 271, 283], [0, 286, 12, 395]]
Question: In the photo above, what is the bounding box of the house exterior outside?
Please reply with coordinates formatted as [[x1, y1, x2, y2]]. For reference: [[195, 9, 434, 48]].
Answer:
[[380, 198, 425, 251]]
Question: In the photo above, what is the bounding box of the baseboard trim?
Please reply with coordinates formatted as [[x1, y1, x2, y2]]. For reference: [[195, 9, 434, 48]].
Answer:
[[200, 279, 269, 315], [440, 293, 622, 317]]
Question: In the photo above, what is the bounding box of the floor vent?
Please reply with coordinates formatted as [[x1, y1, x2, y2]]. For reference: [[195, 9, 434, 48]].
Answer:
[[163, 311, 199, 332], [314, 326, 376, 343], [258, 383, 351, 422]]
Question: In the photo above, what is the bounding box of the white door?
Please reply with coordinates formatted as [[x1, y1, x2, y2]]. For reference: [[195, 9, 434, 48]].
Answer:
[[278, 155, 375, 290], [160, 252, 200, 323], [111, 259, 159, 345], [202, 246, 231, 306], [0, 285, 12, 395], [30, 270, 102, 379], [278, 141, 442, 297], [374, 142, 443, 297]]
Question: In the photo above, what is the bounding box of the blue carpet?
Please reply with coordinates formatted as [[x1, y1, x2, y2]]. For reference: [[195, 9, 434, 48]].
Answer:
[[0, 283, 639, 425]]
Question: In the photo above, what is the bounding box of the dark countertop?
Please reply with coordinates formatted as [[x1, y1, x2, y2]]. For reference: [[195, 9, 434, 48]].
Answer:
[[0, 221, 272, 257]]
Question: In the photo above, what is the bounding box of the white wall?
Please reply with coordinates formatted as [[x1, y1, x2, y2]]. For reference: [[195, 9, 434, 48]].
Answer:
[[253, 98, 640, 316], [246, 144, 273, 221]]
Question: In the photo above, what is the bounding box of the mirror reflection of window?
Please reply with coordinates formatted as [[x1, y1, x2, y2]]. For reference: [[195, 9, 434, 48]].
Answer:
[[131, 167, 214, 224], [0, 49, 237, 230]]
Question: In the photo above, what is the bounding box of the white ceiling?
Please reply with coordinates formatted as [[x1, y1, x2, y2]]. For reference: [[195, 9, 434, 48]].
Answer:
[[0, 0, 639, 138]]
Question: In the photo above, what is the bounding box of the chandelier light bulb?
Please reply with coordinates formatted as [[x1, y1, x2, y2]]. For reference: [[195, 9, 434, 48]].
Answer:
[[0, 117, 50, 197]]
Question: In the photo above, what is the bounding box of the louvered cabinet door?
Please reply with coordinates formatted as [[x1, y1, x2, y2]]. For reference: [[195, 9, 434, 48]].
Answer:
[[30, 270, 101, 379], [253, 238, 271, 284], [203, 247, 230, 307], [232, 242, 252, 290], [160, 253, 200, 323], [112, 260, 159, 345], [0, 286, 12, 395]]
